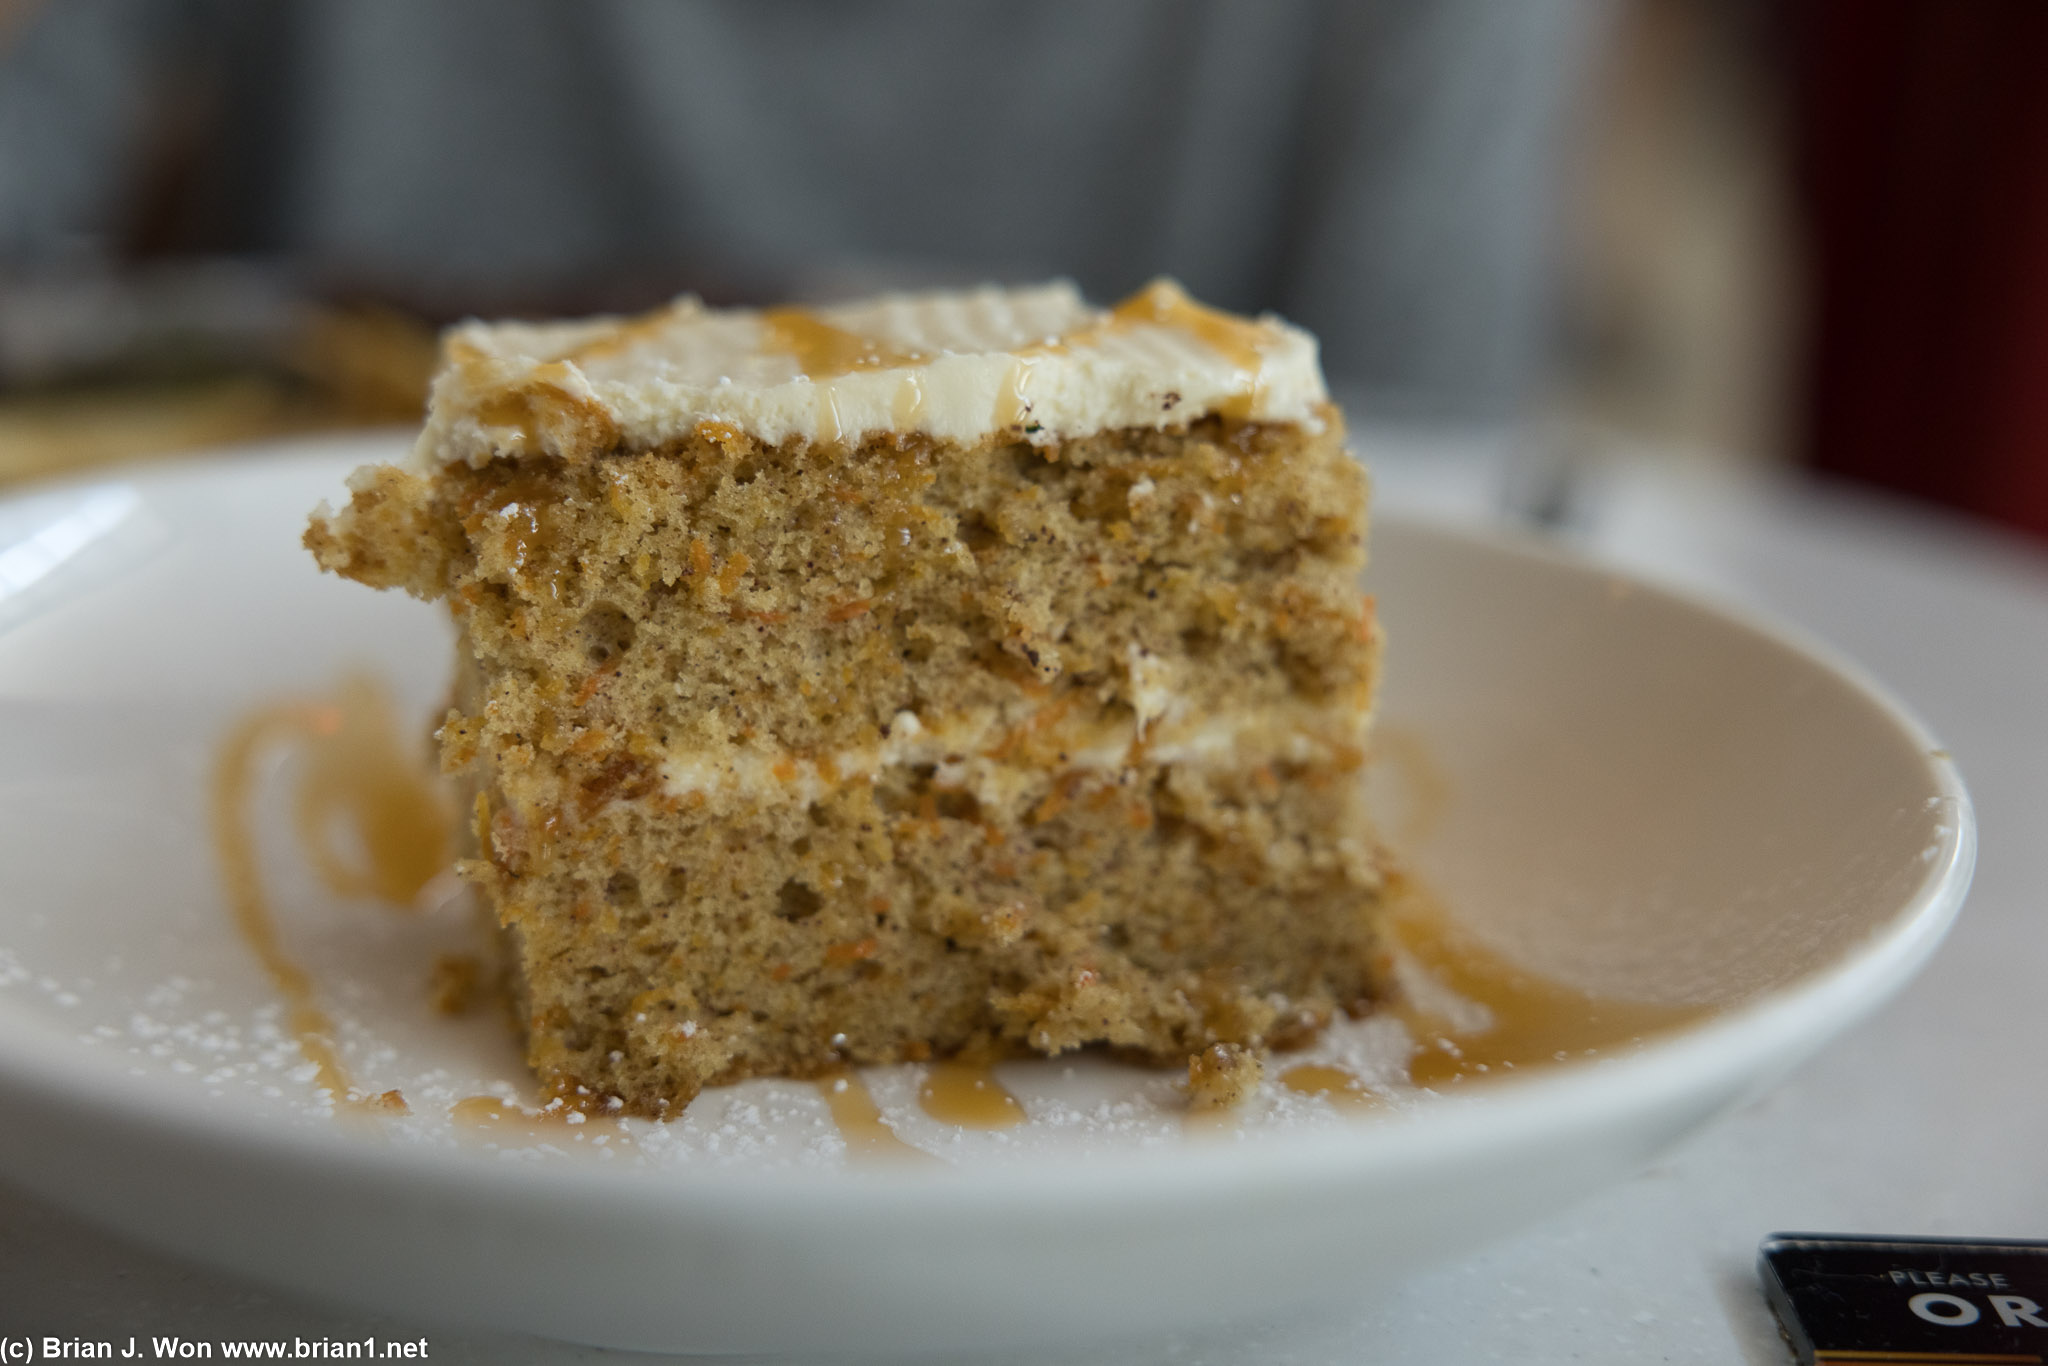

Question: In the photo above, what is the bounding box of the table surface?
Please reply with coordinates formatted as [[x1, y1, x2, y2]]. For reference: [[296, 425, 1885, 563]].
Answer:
[[4, 433, 2045, 1364]]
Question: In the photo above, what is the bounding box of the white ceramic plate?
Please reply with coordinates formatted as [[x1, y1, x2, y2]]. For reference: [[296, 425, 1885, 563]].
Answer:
[[0, 436, 1973, 1354]]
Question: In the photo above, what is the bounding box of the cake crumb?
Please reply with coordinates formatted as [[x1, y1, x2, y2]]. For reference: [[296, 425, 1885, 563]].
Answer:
[[1186, 1042, 1264, 1111]]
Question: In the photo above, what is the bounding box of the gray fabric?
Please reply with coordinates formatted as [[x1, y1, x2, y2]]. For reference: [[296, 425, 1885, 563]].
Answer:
[[0, 0, 1605, 418]]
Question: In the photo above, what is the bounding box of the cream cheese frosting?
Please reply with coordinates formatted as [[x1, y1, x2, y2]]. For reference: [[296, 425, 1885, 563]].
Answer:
[[412, 279, 1329, 467], [656, 698, 1366, 818]]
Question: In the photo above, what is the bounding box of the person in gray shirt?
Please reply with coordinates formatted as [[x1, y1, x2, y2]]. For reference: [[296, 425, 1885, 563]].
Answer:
[[0, 0, 1603, 421]]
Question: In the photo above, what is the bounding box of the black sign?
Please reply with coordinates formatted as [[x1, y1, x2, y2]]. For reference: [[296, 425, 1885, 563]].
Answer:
[[1761, 1233, 2048, 1365]]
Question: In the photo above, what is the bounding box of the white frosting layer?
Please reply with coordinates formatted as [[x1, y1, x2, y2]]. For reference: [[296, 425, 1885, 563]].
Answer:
[[414, 280, 1329, 466]]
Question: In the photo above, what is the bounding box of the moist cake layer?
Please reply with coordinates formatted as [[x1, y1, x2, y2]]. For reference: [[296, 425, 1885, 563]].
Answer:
[[307, 281, 1384, 1115]]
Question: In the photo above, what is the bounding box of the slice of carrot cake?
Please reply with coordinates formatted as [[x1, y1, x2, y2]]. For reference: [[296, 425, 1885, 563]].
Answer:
[[305, 279, 1384, 1116]]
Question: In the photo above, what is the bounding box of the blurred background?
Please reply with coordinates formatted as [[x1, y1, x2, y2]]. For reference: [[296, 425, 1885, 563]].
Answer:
[[2, 0, 2045, 544]]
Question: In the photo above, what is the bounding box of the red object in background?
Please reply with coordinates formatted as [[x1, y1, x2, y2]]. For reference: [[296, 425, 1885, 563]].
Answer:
[[1791, 0, 2048, 542]]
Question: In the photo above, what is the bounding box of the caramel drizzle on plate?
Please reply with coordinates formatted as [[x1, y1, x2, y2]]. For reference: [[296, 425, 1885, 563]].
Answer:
[[918, 1061, 1026, 1129], [1279, 1063, 1381, 1109], [210, 678, 453, 1113], [818, 1068, 932, 1162], [1271, 873, 1711, 1112], [1380, 872, 1708, 1087]]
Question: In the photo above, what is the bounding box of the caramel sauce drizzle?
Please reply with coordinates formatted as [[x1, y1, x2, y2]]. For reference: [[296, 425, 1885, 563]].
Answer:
[[997, 280, 1277, 428], [1272, 875, 1712, 1113], [1103, 279, 1272, 372], [918, 1062, 1026, 1129], [211, 678, 453, 1114], [992, 356, 1036, 429], [1279, 1063, 1380, 1109], [290, 680, 453, 905], [564, 297, 701, 365], [759, 280, 1276, 432], [1382, 873, 1707, 1086], [450, 1096, 521, 1126], [891, 372, 926, 425], [818, 1068, 930, 1162], [762, 308, 928, 379]]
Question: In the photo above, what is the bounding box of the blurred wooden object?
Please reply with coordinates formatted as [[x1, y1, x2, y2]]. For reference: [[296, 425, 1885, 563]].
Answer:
[[0, 376, 314, 487], [0, 298, 435, 488], [291, 303, 440, 423], [1556, 0, 1799, 467]]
